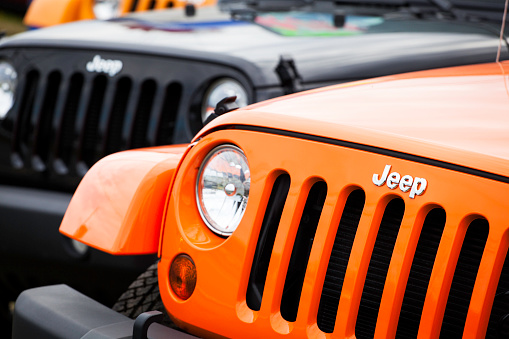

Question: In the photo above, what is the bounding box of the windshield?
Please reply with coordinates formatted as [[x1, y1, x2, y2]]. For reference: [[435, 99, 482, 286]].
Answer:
[[254, 12, 384, 36]]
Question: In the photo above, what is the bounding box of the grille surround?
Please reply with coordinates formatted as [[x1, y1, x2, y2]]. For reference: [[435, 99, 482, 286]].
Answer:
[[160, 129, 509, 338]]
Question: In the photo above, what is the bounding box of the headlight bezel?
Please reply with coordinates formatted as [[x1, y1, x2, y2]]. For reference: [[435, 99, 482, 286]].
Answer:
[[196, 144, 250, 237], [0, 60, 17, 120]]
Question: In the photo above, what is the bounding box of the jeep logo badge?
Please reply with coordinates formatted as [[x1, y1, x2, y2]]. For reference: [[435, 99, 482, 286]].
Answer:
[[372, 164, 427, 199], [86, 55, 123, 77]]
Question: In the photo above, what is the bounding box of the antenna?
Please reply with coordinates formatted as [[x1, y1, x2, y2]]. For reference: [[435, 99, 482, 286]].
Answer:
[[496, 0, 509, 63]]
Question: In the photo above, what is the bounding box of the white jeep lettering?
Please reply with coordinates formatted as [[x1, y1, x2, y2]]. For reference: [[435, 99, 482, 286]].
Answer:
[[372, 164, 427, 199], [86, 55, 123, 77], [372, 164, 391, 186], [386, 172, 400, 189], [399, 175, 413, 192], [409, 177, 427, 199]]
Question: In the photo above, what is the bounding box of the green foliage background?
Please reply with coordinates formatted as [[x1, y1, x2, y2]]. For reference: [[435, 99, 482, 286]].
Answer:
[[0, 10, 26, 36]]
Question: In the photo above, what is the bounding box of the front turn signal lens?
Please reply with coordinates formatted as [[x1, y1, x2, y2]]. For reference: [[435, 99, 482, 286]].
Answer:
[[170, 254, 197, 300]]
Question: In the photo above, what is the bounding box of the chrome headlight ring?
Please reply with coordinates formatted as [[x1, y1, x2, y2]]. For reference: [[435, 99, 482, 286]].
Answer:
[[196, 144, 250, 237], [0, 61, 17, 120]]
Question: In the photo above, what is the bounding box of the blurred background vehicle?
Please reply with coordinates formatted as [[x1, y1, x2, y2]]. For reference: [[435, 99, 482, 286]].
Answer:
[[24, 0, 217, 28]]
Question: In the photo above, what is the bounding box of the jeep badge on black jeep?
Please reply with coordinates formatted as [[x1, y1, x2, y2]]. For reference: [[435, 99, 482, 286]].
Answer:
[[86, 55, 123, 77]]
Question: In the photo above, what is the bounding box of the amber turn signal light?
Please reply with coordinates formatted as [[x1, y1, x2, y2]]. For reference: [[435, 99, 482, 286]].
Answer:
[[170, 254, 197, 300]]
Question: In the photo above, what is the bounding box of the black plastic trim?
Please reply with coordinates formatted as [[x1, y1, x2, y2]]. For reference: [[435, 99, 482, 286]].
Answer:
[[214, 125, 509, 184], [12, 285, 195, 339]]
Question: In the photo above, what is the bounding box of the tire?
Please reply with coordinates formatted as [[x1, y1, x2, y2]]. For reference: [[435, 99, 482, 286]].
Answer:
[[112, 263, 176, 329]]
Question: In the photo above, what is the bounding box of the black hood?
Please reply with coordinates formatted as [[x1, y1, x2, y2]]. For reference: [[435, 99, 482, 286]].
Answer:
[[2, 4, 507, 88]]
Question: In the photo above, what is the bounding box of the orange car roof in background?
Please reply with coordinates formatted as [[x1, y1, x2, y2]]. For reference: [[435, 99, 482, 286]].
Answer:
[[24, 0, 218, 27], [199, 61, 509, 178]]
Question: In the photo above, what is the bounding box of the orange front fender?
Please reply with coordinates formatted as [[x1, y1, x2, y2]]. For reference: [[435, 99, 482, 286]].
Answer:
[[60, 145, 188, 255]]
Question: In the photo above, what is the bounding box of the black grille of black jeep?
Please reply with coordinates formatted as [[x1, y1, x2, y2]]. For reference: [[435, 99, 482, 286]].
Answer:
[[11, 69, 182, 177], [1, 47, 250, 190], [246, 175, 508, 338]]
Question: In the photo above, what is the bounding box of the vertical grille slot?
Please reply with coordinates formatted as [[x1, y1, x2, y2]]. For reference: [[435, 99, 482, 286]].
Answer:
[[32, 71, 62, 172], [156, 83, 182, 146], [356, 198, 405, 339], [129, 0, 139, 12], [317, 189, 366, 333], [104, 77, 132, 155], [12, 70, 40, 168], [130, 79, 156, 149], [79, 75, 107, 171], [396, 208, 446, 338], [280, 181, 328, 322], [246, 174, 291, 311], [487, 248, 509, 338], [440, 218, 489, 338], [54, 73, 84, 174]]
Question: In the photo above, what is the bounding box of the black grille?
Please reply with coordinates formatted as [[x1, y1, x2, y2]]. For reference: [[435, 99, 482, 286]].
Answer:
[[356, 198, 405, 339], [246, 176, 506, 338], [246, 173, 291, 311], [130, 79, 156, 149], [488, 248, 509, 339], [156, 83, 182, 146], [12, 70, 39, 169], [10, 69, 182, 178], [54, 73, 84, 175], [2, 46, 249, 188], [129, 0, 140, 12], [79, 75, 107, 173], [440, 218, 489, 338], [396, 208, 446, 338], [103, 77, 132, 156], [281, 181, 327, 322], [317, 189, 365, 333], [32, 71, 62, 172]]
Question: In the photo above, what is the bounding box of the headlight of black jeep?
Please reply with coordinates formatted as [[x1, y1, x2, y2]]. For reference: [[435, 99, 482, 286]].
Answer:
[[196, 145, 250, 237], [201, 78, 248, 123], [0, 61, 17, 120], [93, 0, 122, 20]]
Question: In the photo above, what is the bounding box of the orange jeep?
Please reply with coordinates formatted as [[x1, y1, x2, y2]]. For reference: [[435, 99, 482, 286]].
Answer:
[[23, 0, 217, 28], [12, 59, 509, 338]]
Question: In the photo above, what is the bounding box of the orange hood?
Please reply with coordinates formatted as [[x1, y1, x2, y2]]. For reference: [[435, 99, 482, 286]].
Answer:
[[198, 61, 509, 178]]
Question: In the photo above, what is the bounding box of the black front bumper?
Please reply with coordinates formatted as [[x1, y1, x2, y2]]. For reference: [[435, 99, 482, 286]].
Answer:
[[13, 284, 196, 339], [0, 184, 156, 312]]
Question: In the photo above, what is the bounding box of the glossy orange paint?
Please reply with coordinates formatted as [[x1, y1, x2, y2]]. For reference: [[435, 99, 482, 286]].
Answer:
[[198, 62, 509, 178], [159, 128, 509, 338], [60, 144, 188, 255], [24, 0, 217, 27], [58, 61, 509, 337]]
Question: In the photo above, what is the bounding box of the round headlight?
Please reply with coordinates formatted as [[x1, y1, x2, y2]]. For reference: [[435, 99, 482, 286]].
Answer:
[[0, 61, 17, 120], [93, 0, 122, 20], [197, 145, 250, 236], [201, 78, 248, 123]]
